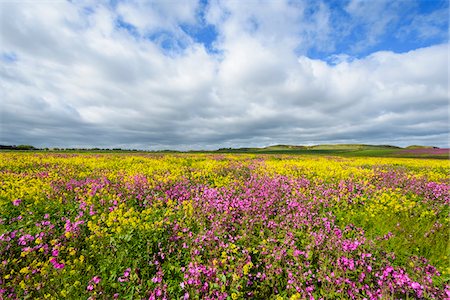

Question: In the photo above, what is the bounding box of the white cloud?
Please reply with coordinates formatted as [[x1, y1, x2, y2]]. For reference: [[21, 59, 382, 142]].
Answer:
[[117, 0, 199, 32], [0, 1, 448, 149], [398, 7, 449, 41]]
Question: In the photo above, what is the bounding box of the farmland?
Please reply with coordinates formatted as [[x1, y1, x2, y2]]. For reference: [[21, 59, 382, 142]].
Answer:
[[0, 152, 449, 299]]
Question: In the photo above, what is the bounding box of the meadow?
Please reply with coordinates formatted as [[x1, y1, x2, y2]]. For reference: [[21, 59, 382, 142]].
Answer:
[[0, 152, 448, 299]]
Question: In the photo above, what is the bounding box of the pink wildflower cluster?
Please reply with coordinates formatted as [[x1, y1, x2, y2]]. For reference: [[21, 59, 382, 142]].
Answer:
[[1, 154, 448, 299]]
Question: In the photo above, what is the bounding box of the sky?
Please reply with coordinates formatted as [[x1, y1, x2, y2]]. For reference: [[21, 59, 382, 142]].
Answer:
[[0, 0, 449, 150]]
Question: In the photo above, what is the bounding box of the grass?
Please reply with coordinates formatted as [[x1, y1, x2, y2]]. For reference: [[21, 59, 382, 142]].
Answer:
[[2, 144, 448, 159]]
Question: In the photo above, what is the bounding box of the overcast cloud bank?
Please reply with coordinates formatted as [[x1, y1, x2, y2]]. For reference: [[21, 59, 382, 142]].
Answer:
[[1, 0, 448, 149]]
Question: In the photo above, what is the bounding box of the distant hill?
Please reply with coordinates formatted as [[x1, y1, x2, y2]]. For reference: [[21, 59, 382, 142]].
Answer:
[[217, 144, 402, 152], [405, 145, 438, 149], [263, 145, 307, 150], [213, 144, 448, 159], [305, 144, 401, 150]]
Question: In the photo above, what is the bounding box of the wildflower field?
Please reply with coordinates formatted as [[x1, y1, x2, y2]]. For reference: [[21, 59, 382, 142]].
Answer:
[[0, 153, 449, 299]]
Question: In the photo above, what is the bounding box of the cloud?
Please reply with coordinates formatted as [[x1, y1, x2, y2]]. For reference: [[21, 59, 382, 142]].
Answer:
[[343, 0, 403, 49], [398, 8, 449, 41], [117, 0, 199, 33], [0, 1, 448, 149]]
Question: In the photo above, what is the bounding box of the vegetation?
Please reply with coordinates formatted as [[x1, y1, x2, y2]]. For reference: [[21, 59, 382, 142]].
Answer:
[[2, 144, 447, 159], [0, 145, 37, 151], [0, 153, 448, 299]]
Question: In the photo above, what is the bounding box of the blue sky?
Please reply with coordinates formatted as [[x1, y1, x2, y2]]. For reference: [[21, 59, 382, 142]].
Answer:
[[112, 0, 449, 59], [308, 0, 448, 58], [0, 0, 448, 149]]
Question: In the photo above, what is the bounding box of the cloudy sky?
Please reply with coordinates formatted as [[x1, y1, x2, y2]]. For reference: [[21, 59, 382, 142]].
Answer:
[[1, 0, 448, 150]]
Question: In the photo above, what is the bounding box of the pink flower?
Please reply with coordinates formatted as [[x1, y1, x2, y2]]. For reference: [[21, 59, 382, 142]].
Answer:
[[49, 257, 65, 269], [155, 289, 162, 297], [118, 269, 131, 283], [55, 262, 65, 269], [123, 268, 131, 277], [411, 282, 421, 290], [92, 276, 101, 284], [152, 276, 162, 283], [12, 199, 21, 206], [87, 284, 94, 291], [445, 288, 450, 297]]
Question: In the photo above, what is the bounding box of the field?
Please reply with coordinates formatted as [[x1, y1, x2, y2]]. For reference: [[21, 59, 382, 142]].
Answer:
[[213, 145, 449, 160], [0, 152, 449, 299]]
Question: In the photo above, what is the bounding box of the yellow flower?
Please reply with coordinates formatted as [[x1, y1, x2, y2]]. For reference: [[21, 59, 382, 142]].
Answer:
[[243, 262, 253, 275], [290, 293, 302, 300], [19, 280, 26, 289]]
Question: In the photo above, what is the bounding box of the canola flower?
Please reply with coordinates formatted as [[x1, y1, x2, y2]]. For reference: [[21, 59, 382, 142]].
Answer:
[[0, 152, 449, 299]]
